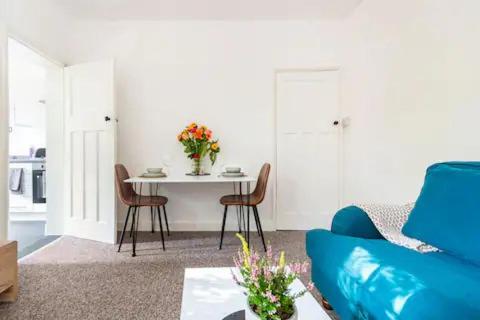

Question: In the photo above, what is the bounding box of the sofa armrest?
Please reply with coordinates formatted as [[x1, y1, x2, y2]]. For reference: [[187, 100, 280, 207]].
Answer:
[[330, 205, 384, 239]]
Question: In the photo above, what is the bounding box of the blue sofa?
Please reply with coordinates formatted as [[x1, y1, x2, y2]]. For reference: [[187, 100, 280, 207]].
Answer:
[[306, 163, 480, 320]]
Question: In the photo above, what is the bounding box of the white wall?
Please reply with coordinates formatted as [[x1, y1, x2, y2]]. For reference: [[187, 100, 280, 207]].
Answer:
[[4, 2, 67, 235], [63, 0, 480, 231], [8, 38, 47, 156], [5, 0, 73, 63], [6, 0, 480, 233], [64, 20, 342, 231], [339, 0, 480, 204]]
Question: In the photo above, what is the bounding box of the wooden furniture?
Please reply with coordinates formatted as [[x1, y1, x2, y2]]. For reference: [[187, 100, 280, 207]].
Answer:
[[219, 163, 271, 251], [115, 164, 169, 256], [124, 172, 257, 254], [0, 241, 18, 302]]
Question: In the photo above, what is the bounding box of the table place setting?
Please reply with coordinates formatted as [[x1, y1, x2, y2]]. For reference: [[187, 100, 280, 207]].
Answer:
[[220, 166, 246, 178], [139, 167, 167, 178]]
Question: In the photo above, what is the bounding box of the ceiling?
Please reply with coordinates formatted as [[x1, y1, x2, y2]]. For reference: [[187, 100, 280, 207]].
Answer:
[[49, 0, 363, 20]]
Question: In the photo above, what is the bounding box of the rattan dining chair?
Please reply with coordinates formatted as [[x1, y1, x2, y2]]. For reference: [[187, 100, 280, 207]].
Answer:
[[115, 164, 169, 256], [219, 163, 271, 251]]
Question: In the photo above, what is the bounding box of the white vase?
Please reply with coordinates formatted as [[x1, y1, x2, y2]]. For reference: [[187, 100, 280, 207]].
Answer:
[[246, 302, 298, 320]]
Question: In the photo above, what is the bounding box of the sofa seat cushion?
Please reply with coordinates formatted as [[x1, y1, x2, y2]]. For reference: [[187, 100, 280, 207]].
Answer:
[[402, 162, 480, 265], [306, 229, 480, 320]]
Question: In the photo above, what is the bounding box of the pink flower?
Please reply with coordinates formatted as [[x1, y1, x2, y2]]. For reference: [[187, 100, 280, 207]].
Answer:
[[288, 262, 303, 275], [301, 261, 309, 273], [265, 291, 278, 303], [266, 245, 273, 260], [233, 256, 242, 268], [263, 266, 272, 281], [249, 251, 259, 266], [251, 266, 259, 281], [307, 282, 315, 291]]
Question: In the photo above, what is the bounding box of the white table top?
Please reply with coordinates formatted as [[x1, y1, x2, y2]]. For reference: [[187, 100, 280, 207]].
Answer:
[[125, 174, 256, 184], [180, 267, 330, 320]]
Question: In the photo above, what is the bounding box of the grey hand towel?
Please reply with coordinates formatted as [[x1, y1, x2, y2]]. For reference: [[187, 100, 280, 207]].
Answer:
[[9, 168, 23, 193]]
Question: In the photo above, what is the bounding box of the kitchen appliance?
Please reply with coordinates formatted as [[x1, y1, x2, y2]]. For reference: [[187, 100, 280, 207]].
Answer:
[[32, 162, 46, 204]]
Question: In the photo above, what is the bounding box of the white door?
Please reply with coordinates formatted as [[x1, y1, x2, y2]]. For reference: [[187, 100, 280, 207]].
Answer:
[[276, 70, 341, 230], [64, 60, 117, 243]]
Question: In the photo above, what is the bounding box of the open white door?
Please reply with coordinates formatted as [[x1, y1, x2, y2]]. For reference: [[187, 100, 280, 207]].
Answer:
[[64, 60, 116, 244]]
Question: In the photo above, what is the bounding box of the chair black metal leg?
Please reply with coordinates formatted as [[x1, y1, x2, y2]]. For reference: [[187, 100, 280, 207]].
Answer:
[[118, 206, 132, 252], [129, 220, 133, 238], [162, 205, 170, 236], [150, 207, 155, 233], [253, 209, 261, 236], [156, 206, 165, 251], [253, 206, 267, 252], [129, 207, 135, 238], [131, 207, 138, 257], [219, 205, 228, 250]]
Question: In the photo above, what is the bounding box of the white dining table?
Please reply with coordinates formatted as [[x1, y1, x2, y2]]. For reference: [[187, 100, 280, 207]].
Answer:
[[123, 174, 257, 256], [124, 174, 256, 185]]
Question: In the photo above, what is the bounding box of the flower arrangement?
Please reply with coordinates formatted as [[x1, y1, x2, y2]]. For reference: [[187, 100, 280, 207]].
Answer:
[[177, 122, 220, 175], [232, 234, 314, 320]]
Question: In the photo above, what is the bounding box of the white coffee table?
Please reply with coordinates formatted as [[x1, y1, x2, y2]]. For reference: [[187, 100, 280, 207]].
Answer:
[[180, 267, 331, 320]]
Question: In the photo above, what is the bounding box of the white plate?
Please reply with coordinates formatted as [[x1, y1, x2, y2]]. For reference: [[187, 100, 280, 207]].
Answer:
[[221, 172, 245, 177], [225, 167, 242, 173], [140, 172, 167, 178]]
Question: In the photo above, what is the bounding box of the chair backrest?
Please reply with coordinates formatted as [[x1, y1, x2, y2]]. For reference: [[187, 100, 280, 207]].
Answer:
[[115, 164, 135, 204], [252, 163, 271, 204]]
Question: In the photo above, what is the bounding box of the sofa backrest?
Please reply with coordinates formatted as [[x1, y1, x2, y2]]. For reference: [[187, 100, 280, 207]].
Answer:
[[402, 161, 480, 265]]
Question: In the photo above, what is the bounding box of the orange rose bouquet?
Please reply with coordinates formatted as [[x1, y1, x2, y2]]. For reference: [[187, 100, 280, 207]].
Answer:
[[177, 122, 220, 175]]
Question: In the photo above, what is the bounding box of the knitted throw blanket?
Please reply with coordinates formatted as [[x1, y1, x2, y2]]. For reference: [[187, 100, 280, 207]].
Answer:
[[355, 203, 439, 253]]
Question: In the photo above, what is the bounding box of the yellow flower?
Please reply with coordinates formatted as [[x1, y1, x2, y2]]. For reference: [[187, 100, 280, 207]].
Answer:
[[211, 143, 219, 151], [279, 251, 285, 268], [187, 122, 197, 130], [181, 131, 189, 140], [236, 233, 250, 267]]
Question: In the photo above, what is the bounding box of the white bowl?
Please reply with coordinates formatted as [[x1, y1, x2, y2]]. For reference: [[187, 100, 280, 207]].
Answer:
[[225, 167, 241, 173], [146, 168, 164, 174]]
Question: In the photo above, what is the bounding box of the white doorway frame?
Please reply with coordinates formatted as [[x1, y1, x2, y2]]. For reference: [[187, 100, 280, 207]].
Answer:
[[0, 23, 8, 240], [273, 67, 344, 230], [2, 33, 65, 240]]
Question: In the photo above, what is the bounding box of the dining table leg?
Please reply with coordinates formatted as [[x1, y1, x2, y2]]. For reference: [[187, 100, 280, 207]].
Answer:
[[233, 183, 242, 233], [149, 184, 155, 233], [239, 182, 247, 240]]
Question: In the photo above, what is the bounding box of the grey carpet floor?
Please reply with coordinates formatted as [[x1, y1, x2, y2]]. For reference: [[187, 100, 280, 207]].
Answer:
[[0, 231, 336, 320]]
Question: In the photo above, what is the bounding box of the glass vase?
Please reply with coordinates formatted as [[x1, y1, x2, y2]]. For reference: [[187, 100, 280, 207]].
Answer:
[[191, 158, 203, 175]]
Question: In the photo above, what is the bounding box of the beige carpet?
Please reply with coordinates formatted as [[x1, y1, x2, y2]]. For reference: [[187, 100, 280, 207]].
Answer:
[[0, 231, 335, 320]]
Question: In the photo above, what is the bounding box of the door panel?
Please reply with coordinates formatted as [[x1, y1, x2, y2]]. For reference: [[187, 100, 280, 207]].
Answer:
[[276, 70, 340, 230], [65, 60, 116, 243]]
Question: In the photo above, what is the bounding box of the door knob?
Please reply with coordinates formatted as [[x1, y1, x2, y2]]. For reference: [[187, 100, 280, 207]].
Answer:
[[105, 116, 111, 122], [333, 120, 339, 126]]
